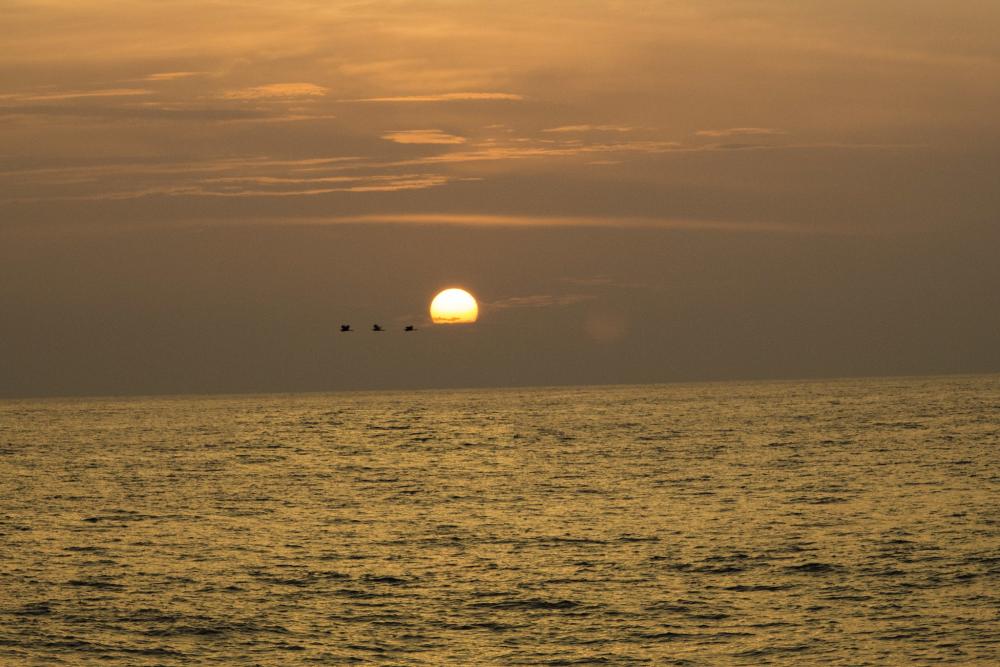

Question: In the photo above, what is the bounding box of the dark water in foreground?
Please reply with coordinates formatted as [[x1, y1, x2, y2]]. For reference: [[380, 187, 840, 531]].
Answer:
[[1, 376, 998, 665]]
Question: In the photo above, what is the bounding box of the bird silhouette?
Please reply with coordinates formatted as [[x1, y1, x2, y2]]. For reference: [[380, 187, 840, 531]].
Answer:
[[340, 324, 352, 332], [404, 325, 416, 332], [372, 324, 383, 332]]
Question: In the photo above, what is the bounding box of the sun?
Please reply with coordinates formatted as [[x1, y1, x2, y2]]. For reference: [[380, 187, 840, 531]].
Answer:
[[430, 288, 479, 324]]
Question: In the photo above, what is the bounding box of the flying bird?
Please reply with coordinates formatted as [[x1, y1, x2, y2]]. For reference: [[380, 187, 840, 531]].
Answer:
[[372, 324, 383, 332], [340, 324, 352, 332], [404, 325, 416, 332]]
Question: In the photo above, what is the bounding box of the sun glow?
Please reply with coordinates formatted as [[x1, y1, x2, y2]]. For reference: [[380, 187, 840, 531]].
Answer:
[[430, 288, 478, 324]]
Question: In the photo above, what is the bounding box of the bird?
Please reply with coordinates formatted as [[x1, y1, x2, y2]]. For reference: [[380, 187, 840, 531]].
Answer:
[[372, 324, 383, 332], [340, 324, 352, 332], [404, 325, 416, 332]]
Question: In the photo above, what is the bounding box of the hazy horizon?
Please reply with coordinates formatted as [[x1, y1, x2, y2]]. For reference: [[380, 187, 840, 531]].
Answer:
[[5, 370, 999, 404]]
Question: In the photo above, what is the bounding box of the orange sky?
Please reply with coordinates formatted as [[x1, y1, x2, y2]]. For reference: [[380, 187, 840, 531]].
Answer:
[[1, 1, 998, 396]]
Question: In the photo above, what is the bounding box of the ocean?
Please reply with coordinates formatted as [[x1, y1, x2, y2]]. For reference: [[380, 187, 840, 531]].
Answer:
[[1, 375, 998, 665]]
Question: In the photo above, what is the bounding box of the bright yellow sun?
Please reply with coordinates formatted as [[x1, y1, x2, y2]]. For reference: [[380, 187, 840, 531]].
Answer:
[[430, 288, 479, 324]]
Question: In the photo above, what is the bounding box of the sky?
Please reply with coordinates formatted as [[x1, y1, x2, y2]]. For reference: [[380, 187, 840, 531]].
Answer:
[[1, 0, 998, 397]]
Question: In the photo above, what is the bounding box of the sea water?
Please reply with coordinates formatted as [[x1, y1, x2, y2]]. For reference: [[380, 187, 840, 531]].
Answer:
[[1, 375, 998, 665]]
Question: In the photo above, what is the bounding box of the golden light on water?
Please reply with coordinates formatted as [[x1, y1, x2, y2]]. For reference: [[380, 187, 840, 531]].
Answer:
[[430, 288, 478, 324]]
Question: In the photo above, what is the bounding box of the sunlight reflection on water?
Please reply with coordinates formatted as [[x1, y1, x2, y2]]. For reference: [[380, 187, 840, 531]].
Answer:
[[1, 376, 998, 664]]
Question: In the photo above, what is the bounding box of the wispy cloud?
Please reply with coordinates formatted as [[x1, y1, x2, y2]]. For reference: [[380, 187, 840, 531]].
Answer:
[[222, 83, 328, 100], [0, 150, 453, 202], [12, 173, 453, 202], [202, 174, 364, 186], [188, 174, 452, 197], [392, 134, 907, 168], [392, 140, 682, 165], [144, 71, 206, 81], [695, 127, 786, 138], [354, 92, 523, 102], [543, 125, 633, 133], [4, 88, 152, 102], [489, 294, 595, 309], [0, 102, 337, 124], [10, 177, 453, 202], [288, 213, 852, 235], [382, 129, 466, 145], [1, 130, 915, 208], [0, 104, 272, 122], [0, 156, 363, 183], [560, 276, 648, 289]]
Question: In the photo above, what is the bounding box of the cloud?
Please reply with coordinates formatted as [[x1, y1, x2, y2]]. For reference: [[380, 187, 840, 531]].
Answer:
[[0, 133, 915, 209], [0, 156, 362, 181], [560, 276, 649, 289], [0, 104, 275, 122], [710, 142, 773, 151], [144, 71, 206, 81], [17, 173, 452, 202], [489, 294, 595, 309], [280, 213, 854, 235], [202, 174, 366, 186], [382, 130, 465, 144], [187, 174, 452, 197], [0, 104, 336, 124], [353, 92, 523, 102], [386, 134, 904, 169], [222, 83, 328, 100], [5, 88, 152, 102], [381, 129, 466, 145], [695, 127, 786, 138], [392, 140, 682, 165], [31, 175, 451, 201], [0, 151, 450, 202], [543, 125, 633, 133]]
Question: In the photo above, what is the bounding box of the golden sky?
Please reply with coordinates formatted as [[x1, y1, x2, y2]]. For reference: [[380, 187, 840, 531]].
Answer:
[[1, 1, 998, 395]]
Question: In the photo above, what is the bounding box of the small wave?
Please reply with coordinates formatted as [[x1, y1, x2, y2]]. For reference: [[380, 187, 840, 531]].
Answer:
[[67, 578, 125, 590], [784, 562, 840, 573], [12, 601, 53, 616], [862, 568, 907, 577], [442, 621, 523, 632], [735, 643, 812, 658], [789, 495, 849, 504], [632, 631, 696, 640], [539, 536, 609, 546], [361, 574, 411, 585], [120, 646, 186, 657], [723, 583, 795, 592], [469, 598, 583, 611], [332, 588, 381, 599], [343, 643, 391, 653], [142, 621, 289, 637]]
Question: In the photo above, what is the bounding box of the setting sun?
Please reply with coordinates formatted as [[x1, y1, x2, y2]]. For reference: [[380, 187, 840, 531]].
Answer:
[[430, 288, 478, 324]]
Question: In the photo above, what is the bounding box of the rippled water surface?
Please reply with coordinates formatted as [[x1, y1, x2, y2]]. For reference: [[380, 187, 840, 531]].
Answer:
[[2, 376, 999, 665]]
